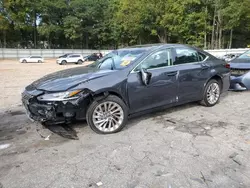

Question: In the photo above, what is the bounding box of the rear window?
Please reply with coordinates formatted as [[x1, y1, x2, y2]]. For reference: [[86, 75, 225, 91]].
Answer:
[[238, 50, 250, 59]]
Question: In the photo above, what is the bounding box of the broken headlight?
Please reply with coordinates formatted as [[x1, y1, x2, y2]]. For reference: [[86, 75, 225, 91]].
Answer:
[[37, 90, 82, 101]]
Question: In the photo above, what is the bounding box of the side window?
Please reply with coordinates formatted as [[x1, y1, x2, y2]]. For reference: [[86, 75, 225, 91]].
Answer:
[[173, 48, 199, 65], [71, 55, 80, 58], [198, 52, 207, 61], [136, 49, 172, 71]]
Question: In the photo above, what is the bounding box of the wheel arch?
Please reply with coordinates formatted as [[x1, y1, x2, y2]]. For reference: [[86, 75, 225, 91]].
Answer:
[[206, 74, 223, 89], [91, 90, 128, 107]]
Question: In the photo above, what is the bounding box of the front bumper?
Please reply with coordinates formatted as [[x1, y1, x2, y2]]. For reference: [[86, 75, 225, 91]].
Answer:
[[230, 71, 250, 91], [22, 91, 90, 124]]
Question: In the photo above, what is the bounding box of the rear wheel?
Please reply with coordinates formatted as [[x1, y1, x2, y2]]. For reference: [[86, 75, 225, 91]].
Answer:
[[86, 95, 128, 134], [38, 60, 42, 63], [76, 59, 83, 64], [200, 79, 221, 107]]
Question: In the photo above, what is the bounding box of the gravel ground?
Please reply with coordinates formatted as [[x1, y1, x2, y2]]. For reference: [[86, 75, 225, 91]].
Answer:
[[0, 60, 250, 188]]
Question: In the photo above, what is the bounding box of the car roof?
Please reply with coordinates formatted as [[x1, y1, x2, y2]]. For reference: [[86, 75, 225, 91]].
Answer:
[[120, 43, 194, 51], [61, 53, 81, 55], [115, 43, 214, 58]]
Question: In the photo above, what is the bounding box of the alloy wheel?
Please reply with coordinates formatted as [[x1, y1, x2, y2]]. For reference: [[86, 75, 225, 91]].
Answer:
[[206, 83, 220, 105], [92, 101, 124, 133]]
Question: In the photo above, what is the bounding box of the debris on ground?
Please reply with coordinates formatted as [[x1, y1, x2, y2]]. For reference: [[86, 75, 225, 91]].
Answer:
[[44, 135, 51, 141], [232, 157, 242, 166], [229, 152, 238, 159], [96, 182, 103, 186], [0, 143, 11, 150]]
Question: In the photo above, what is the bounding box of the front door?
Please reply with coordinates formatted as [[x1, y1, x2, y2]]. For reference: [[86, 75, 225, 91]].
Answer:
[[127, 48, 178, 113], [172, 47, 211, 102]]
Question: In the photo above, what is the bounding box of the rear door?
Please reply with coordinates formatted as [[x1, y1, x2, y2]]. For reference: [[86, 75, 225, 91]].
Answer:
[[73, 55, 80, 62], [127, 48, 178, 113], [172, 47, 210, 103]]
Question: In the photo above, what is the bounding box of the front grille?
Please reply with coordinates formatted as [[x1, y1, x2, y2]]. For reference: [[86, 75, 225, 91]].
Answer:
[[230, 68, 250, 76]]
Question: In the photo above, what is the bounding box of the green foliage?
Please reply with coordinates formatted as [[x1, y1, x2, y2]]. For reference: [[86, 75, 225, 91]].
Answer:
[[0, 0, 250, 48]]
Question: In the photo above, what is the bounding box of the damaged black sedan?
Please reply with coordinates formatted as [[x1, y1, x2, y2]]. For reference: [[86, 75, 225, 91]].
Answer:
[[22, 44, 230, 134]]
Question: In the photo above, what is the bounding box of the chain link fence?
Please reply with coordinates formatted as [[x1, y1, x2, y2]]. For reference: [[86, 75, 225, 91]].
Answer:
[[0, 48, 249, 59], [0, 48, 111, 59]]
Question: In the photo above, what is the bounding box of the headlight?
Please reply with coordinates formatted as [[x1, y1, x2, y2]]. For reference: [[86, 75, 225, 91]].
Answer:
[[37, 90, 82, 101]]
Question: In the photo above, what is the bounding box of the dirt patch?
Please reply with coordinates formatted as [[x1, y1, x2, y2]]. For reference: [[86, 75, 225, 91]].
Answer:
[[154, 116, 228, 137]]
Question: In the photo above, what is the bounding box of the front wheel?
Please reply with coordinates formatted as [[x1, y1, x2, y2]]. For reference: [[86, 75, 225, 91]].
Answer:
[[38, 60, 42, 63], [200, 79, 221, 107], [22, 60, 27, 63], [86, 95, 128, 134], [61, 60, 67, 65]]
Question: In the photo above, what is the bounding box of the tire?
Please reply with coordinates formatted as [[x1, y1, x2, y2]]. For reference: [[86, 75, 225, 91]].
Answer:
[[61, 60, 67, 65], [38, 60, 42, 63], [76, 59, 83, 64], [22, 60, 27, 63], [200, 79, 221, 107], [86, 95, 128, 134]]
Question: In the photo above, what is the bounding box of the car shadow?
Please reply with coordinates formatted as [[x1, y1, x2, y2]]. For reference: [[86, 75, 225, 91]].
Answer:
[[39, 100, 220, 139]]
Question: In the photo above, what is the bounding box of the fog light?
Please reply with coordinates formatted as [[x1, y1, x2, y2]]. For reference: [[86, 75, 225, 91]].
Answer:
[[64, 112, 75, 118]]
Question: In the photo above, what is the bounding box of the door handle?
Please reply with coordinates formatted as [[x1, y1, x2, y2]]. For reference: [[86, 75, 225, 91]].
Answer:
[[201, 64, 210, 69], [166, 71, 177, 76]]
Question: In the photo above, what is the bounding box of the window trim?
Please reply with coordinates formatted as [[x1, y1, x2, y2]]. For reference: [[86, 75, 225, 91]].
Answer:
[[130, 49, 209, 74]]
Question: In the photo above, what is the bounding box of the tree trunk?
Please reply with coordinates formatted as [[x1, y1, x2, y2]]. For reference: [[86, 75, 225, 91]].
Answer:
[[157, 29, 167, 43], [85, 33, 89, 49], [218, 10, 222, 49], [138, 35, 142, 45], [211, 7, 216, 49], [215, 20, 219, 49], [204, 5, 208, 49], [33, 11, 37, 49], [229, 29, 233, 49]]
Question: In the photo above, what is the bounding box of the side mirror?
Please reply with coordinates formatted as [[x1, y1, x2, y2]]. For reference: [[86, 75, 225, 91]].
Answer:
[[140, 68, 152, 85]]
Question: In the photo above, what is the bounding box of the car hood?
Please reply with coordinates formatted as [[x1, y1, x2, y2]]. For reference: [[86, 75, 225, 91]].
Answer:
[[29, 66, 115, 92], [230, 58, 250, 69]]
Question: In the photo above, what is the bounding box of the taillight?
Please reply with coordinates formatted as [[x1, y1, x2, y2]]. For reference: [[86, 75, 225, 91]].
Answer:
[[224, 63, 230, 69]]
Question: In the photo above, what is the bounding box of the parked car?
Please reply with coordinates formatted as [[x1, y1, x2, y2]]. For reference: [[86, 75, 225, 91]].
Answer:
[[20, 56, 44, 63], [229, 50, 250, 91], [57, 54, 84, 65], [22, 44, 230, 134], [83, 53, 101, 62]]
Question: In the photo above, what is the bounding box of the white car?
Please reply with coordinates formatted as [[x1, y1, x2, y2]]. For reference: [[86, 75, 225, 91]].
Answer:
[[56, 54, 84, 65], [20, 56, 44, 63]]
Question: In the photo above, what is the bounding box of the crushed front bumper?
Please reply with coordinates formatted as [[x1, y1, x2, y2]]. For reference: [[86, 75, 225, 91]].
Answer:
[[22, 90, 89, 124], [230, 70, 250, 91]]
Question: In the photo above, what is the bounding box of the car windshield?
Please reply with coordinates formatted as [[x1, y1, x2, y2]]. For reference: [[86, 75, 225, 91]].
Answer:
[[237, 50, 250, 59], [90, 48, 148, 70]]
